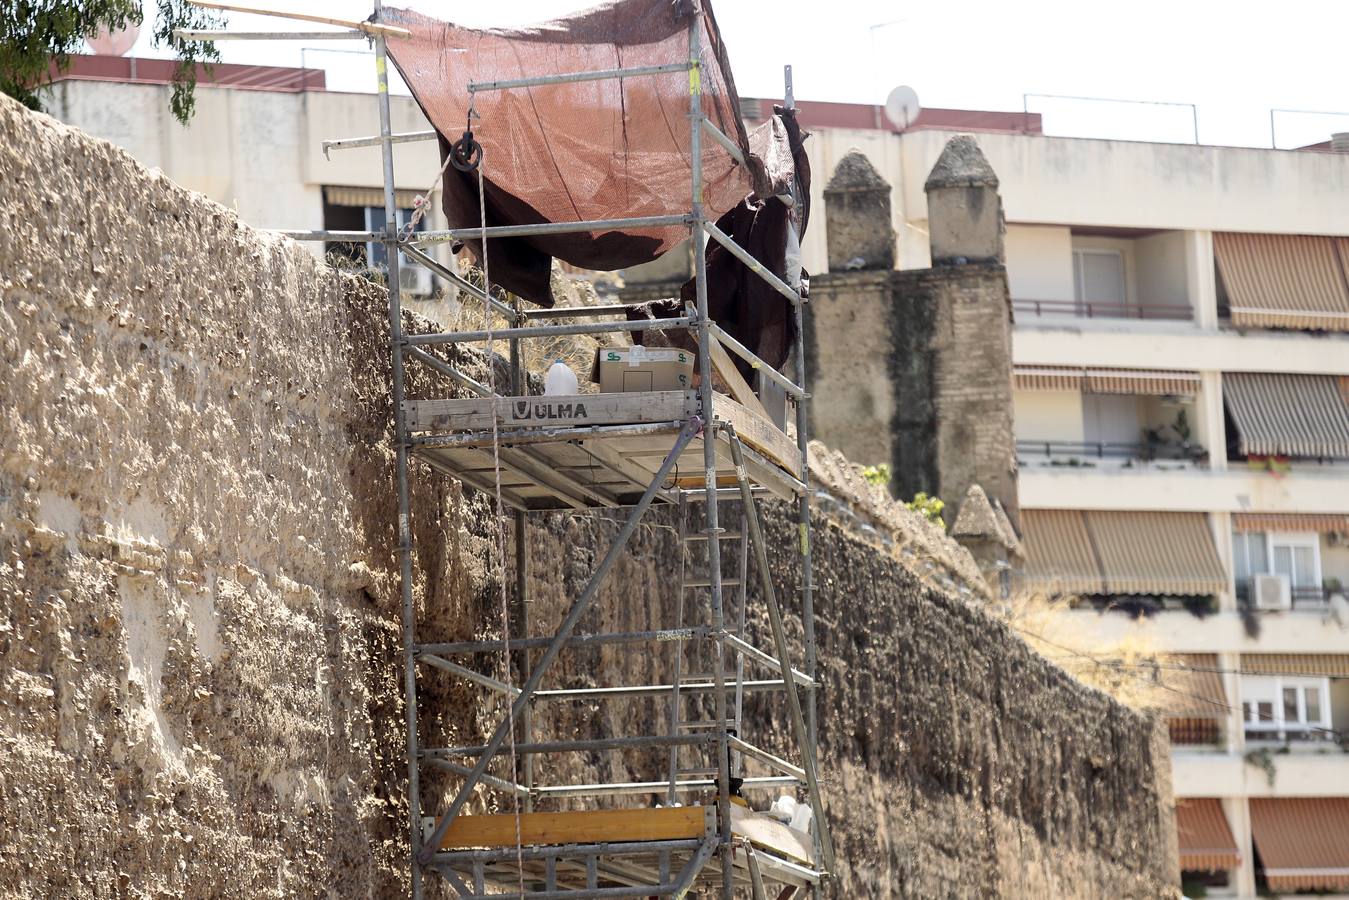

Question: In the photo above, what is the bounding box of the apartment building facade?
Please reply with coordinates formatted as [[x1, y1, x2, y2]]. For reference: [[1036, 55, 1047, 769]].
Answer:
[[41, 55, 456, 313], [775, 103, 1349, 899]]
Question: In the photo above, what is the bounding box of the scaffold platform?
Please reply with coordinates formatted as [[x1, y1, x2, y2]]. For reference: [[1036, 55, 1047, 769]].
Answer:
[[430, 806, 819, 896], [406, 390, 805, 510]]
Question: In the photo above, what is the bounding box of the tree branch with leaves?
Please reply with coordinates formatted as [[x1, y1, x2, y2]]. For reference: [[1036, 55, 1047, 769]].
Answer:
[[1, 0, 222, 124]]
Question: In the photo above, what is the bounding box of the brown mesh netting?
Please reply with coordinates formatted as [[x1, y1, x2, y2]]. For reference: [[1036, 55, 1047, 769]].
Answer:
[[384, 0, 780, 308]]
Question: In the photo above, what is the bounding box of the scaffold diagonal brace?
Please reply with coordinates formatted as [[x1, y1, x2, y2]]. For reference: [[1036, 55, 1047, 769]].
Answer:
[[724, 424, 836, 875], [417, 416, 704, 864]]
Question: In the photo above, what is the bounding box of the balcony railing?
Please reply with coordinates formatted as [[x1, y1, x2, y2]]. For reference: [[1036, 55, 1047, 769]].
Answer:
[[1169, 717, 1222, 747], [1244, 725, 1343, 745], [1017, 439, 1207, 464], [1013, 298, 1194, 320], [1235, 579, 1344, 609]]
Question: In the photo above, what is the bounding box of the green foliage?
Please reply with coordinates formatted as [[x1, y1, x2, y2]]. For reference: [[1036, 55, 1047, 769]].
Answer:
[[1, 0, 221, 124], [905, 492, 945, 528], [860, 463, 890, 487], [1179, 880, 1208, 898], [1244, 747, 1277, 788]]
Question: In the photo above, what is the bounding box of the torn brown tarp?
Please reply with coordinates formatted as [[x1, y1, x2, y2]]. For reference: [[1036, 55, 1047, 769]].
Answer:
[[629, 107, 811, 380], [384, 0, 791, 308]]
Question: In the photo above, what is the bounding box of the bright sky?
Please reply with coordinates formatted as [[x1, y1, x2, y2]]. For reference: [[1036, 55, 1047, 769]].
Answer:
[[114, 0, 1349, 150]]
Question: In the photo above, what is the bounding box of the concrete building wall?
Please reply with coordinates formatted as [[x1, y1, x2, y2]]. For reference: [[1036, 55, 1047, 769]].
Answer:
[[1005, 224, 1074, 303], [1014, 389, 1086, 444], [1134, 230, 1190, 311], [45, 79, 451, 241]]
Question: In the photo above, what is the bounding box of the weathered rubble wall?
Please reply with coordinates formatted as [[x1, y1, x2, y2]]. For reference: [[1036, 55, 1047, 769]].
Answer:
[[0, 96, 1176, 898]]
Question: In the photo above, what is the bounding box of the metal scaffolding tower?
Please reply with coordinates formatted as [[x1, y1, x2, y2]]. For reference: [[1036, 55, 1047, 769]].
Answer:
[[187, 2, 830, 896]]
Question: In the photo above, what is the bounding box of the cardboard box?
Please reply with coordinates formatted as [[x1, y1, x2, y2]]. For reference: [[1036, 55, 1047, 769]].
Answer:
[[592, 346, 694, 393]]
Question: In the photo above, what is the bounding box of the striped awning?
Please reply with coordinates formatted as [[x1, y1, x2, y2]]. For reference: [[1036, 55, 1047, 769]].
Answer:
[[1162, 654, 1228, 719], [1087, 511, 1228, 596], [1014, 366, 1199, 396], [1251, 798, 1349, 891], [1223, 373, 1349, 458], [1017, 509, 1106, 595], [324, 185, 425, 209], [1014, 366, 1083, 392], [1241, 654, 1349, 677], [1233, 513, 1349, 533], [1176, 799, 1241, 872], [1017, 511, 1225, 597], [1215, 232, 1349, 332]]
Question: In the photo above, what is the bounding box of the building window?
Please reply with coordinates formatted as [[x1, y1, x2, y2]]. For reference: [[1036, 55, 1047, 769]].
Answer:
[[1231, 531, 1268, 581], [1241, 675, 1331, 742], [322, 192, 435, 296], [1072, 248, 1126, 314], [1270, 534, 1319, 593], [1232, 531, 1322, 603]]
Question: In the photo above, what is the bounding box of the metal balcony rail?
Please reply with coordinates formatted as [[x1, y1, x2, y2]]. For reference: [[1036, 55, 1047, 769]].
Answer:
[[1016, 439, 1207, 463], [1235, 579, 1345, 609], [1244, 724, 1346, 744], [1013, 298, 1194, 320], [1167, 718, 1223, 746]]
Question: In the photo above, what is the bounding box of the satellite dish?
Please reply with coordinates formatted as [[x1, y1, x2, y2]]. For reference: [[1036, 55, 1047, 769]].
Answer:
[[86, 22, 141, 57], [884, 85, 921, 130]]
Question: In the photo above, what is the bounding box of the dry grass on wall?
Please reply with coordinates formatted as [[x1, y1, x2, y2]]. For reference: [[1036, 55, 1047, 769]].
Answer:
[[997, 592, 1171, 711]]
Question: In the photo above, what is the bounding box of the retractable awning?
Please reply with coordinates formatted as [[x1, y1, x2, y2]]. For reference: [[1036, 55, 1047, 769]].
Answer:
[[1087, 511, 1227, 596], [1232, 513, 1349, 533], [1223, 373, 1349, 459], [1251, 798, 1349, 892], [1013, 366, 1199, 396], [1214, 232, 1349, 332], [1017, 511, 1226, 597], [1017, 509, 1106, 595], [1176, 798, 1241, 872], [1241, 654, 1349, 677], [1162, 654, 1227, 719], [324, 186, 424, 209]]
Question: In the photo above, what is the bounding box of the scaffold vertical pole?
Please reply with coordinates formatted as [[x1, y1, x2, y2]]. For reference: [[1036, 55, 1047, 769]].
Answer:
[[509, 307, 534, 813], [784, 60, 818, 770], [688, 8, 735, 898], [372, 4, 423, 896], [784, 62, 824, 891]]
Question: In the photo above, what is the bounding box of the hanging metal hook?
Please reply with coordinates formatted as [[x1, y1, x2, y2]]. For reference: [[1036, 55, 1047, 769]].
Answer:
[[451, 104, 482, 172]]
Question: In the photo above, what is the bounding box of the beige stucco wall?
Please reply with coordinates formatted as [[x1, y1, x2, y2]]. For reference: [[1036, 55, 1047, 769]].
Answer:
[[1005, 224, 1074, 303], [1014, 389, 1084, 444], [44, 80, 451, 246]]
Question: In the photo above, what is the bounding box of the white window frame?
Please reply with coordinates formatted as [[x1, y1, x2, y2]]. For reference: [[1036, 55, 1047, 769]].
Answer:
[[1231, 531, 1266, 581], [1240, 674, 1332, 742], [1231, 531, 1322, 590], [1072, 247, 1127, 313], [1267, 531, 1321, 591]]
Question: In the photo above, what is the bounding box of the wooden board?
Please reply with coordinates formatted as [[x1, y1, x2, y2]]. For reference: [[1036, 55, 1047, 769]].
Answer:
[[436, 805, 711, 850], [709, 336, 771, 421], [729, 803, 816, 866], [713, 398, 803, 480], [405, 391, 696, 432], [187, 0, 412, 36]]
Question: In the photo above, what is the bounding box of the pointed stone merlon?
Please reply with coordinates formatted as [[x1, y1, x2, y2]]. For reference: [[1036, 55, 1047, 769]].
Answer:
[[823, 150, 895, 273], [924, 135, 1004, 266], [950, 484, 1023, 597]]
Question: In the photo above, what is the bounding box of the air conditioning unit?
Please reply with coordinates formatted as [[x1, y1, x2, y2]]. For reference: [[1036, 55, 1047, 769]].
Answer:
[[399, 262, 434, 297], [1252, 573, 1291, 611]]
